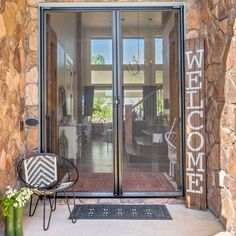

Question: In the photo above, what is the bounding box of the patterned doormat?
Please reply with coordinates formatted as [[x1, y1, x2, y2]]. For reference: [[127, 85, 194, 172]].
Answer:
[[70, 205, 172, 220]]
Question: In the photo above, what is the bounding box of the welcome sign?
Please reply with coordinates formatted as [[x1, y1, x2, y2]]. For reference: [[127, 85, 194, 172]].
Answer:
[[185, 38, 206, 210]]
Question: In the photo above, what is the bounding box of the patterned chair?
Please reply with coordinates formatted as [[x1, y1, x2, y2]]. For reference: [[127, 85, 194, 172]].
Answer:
[[165, 132, 177, 177], [17, 153, 79, 231], [164, 118, 177, 178]]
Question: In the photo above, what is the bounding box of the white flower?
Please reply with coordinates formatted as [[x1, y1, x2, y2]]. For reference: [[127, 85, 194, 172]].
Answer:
[[5, 186, 33, 208]]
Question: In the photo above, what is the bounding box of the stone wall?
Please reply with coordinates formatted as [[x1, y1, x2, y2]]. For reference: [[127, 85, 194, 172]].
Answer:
[[0, 0, 236, 233], [198, 0, 236, 233], [0, 0, 38, 190], [221, 14, 236, 235], [0, 0, 27, 225], [0, 0, 26, 193], [24, 0, 39, 150]]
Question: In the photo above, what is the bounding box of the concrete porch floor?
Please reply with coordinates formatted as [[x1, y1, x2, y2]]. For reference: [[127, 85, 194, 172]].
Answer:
[[21, 199, 227, 236]]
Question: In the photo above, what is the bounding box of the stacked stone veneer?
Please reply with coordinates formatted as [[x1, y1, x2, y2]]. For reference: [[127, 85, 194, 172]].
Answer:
[[0, 0, 236, 233], [199, 1, 236, 233], [0, 1, 26, 191], [186, 0, 236, 232], [0, 0, 39, 191], [220, 16, 236, 234]]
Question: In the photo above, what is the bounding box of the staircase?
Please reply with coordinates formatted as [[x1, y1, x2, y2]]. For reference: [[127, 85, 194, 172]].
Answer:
[[124, 85, 166, 160]]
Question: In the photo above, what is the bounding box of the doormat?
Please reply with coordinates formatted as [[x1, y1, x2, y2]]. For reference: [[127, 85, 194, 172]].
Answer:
[[69, 205, 172, 220]]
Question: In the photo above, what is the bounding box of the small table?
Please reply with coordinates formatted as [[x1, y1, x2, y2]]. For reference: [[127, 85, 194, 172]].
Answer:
[[141, 129, 165, 144]]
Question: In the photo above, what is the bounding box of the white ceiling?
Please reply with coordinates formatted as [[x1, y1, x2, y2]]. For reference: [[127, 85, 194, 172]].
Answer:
[[81, 11, 163, 28]]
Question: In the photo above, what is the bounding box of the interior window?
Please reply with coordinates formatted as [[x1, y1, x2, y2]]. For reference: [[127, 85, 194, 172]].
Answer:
[[123, 38, 144, 64], [91, 38, 112, 84], [123, 38, 145, 84], [91, 38, 112, 65], [155, 37, 163, 64]]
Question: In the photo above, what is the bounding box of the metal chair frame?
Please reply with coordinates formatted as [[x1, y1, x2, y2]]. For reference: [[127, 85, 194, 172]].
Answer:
[[16, 153, 79, 231], [165, 131, 177, 177]]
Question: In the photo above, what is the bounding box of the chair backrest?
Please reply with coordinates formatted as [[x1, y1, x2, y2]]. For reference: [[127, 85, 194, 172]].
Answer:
[[23, 154, 57, 188]]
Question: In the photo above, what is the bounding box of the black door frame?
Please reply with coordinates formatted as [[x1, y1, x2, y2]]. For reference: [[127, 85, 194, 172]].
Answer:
[[39, 3, 185, 198]]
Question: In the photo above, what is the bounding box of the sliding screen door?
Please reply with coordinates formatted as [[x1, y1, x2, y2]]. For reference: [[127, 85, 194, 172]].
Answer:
[[43, 11, 114, 193], [121, 10, 182, 194], [41, 7, 184, 196]]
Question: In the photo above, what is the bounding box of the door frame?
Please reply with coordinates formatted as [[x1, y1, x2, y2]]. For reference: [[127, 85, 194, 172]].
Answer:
[[39, 2, 186, 198]]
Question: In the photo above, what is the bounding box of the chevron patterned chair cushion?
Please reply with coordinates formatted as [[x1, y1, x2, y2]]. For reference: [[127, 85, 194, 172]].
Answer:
[[24, 154, 57, 188], [16, 153, 79, 230]]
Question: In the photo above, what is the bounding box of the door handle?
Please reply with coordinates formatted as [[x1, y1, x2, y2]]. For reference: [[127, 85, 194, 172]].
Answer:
[[114, 98, 120, 106]]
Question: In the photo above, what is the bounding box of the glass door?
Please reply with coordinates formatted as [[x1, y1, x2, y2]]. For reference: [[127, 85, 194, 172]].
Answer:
[[43, 11, 115, 194], [41, 7, 184, 196], [120, 10, 183, 195]]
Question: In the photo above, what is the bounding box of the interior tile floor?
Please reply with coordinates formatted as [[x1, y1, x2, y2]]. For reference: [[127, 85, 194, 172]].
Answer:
[[78, 135, 169, 174], [77, 136, 176, 193], [20, 201, 226, 236], [78, 136, 113, 173]]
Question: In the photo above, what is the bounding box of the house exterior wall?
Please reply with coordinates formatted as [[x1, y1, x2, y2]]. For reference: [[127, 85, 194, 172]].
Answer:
[[0, 0, 235, 233]]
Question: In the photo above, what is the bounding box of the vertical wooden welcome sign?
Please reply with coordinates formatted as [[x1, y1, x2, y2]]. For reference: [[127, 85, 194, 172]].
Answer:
[[185, 38, 206, 210]]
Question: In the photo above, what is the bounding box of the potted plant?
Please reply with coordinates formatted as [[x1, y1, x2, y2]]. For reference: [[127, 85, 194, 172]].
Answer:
[[0, 186, 33, 236]]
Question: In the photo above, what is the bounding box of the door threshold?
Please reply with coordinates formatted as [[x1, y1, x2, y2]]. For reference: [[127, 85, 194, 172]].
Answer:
[[56, 193, 185, 205], [57, 191, 183, 198]]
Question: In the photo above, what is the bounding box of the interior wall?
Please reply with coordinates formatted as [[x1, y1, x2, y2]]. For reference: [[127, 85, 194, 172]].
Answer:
[[50, 13, 78, 121], [50, 13, 77, 62], [162, 13, 175, 117]]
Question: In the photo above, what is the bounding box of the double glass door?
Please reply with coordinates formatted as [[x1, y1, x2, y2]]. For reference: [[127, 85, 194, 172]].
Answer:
[[42, 7, 183, 196]]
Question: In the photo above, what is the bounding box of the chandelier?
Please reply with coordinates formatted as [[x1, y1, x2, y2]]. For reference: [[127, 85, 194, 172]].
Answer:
[[125, 12, 153, 76]]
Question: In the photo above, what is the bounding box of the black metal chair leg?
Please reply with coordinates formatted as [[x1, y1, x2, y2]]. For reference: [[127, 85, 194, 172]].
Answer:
[[43, 195, 53, 231], [29, 195, 40, 217], [64, 190, 76, 223], [48, 192, 57, 212], [72, 188, 76, 208]]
